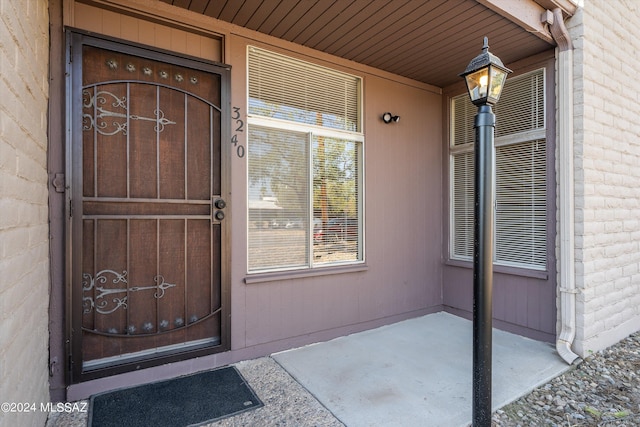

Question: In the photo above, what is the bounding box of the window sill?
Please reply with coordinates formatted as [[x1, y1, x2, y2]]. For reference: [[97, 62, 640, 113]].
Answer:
[[245, 263, 368, 284], [444, 258, 548, 280]]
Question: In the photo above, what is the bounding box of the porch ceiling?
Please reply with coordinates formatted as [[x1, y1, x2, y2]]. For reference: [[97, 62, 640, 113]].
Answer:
[[159, 0, 563, 88]]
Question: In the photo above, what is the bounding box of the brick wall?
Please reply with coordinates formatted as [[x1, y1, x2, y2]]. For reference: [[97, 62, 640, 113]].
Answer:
[[569, 0, 640, 355], [0, 0, 51, 426]]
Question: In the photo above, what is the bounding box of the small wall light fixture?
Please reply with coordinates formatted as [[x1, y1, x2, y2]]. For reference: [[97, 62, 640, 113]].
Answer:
[[382, 112, 400, 123]]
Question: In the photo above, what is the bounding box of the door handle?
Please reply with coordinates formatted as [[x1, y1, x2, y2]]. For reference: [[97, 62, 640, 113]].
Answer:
[[214, 199, 226, 209], [212, 198, 226, 222]]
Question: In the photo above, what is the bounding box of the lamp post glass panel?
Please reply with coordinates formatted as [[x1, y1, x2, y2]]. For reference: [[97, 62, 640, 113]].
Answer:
[[461, 38, 511, 107], [465, 68, 508, 105], [459, 37, 511, 427]]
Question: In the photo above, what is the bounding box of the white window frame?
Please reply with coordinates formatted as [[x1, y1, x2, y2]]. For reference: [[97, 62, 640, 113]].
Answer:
[[449, 68, 547, 271], [246, 46, 365, 274]]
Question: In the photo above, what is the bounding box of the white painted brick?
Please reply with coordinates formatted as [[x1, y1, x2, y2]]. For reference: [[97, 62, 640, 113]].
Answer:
[[620, 283, 638, 302], [0, 142, 17, 174], [0, 1, 50, 426], [567, 0, 640, 351], [0, 197, 20, 230], [583, 319, 606, 341], [570, 0, 640, 356], [1, 226, 30, 254], [582, 246, 604, 263], [603, 221, 623, 234], [604, 311, 624, 331]]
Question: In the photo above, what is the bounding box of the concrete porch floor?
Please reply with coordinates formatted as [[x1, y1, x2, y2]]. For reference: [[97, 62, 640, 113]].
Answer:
[[272, 312, 570, 427], [46, 312, 571, 427]]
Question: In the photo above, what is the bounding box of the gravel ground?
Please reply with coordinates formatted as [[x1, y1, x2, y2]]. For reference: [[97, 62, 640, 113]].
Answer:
[[45, 357, 343, 427], [46, 331, 640, 427], [493, 331, 640, 427], [203, 358, 343, 427]]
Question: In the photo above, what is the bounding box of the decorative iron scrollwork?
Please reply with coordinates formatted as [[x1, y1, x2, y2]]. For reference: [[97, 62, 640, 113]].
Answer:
[[82, 270, 176, 315], [82, 89, 176, 136]]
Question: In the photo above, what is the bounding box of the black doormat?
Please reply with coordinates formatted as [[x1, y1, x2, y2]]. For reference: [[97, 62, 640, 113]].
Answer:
[[89, 366, 263, 427]]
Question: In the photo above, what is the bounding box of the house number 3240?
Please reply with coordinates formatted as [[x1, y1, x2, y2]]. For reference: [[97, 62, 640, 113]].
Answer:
[[231, 107, 245, 158]]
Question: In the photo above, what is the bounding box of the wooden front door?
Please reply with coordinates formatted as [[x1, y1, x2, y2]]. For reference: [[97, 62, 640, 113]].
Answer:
[[67, 33, 230, 382]]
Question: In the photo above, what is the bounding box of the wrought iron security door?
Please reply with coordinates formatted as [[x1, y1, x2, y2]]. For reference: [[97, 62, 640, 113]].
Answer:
[[68, 34, 230, 381]]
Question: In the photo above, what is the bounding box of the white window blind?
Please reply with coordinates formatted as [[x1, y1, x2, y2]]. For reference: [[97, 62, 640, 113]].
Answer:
[[248, 46, 360, 132], [494, 70, 545, 137], [247, 46, 363, 273], [452, 151, 474, 258], [495, 140, 546, 268], [450, 69, 547, 270], [452, 97, 476, 147]]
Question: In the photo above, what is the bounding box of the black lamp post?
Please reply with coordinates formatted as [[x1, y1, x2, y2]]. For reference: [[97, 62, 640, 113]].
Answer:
[[459, 37, 511, 427]]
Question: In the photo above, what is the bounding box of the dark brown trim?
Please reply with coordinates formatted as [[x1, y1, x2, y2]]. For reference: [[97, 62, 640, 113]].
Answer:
[[68, 29, 83, 384], [65, 27, 230, 71], [48, 0, 68, 403], [218, 32, 233, 356]]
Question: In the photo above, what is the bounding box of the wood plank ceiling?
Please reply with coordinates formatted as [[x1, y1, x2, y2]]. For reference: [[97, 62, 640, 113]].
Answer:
[[160, 0, 555, 88]]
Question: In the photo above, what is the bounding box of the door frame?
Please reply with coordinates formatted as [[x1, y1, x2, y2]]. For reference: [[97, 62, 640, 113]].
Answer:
[[64, 29, 232, 383]]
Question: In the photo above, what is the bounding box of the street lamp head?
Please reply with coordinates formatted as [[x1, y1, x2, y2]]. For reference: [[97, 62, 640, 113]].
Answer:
[[460, 37, 512, 106]]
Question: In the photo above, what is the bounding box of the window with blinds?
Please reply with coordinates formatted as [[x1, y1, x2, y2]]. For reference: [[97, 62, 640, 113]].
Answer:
[[247, 47, 364, 273], [248, 46, 360, 132], [450, 68, 547, 270]]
